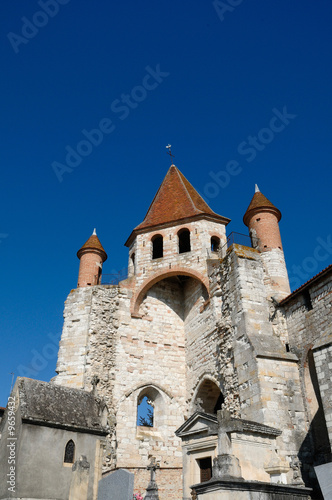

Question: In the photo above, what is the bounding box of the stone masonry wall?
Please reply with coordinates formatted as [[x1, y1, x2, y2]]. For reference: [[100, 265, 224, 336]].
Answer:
[[55, 287, 94, 388], [128, 219, 227, 287], [216, 245, 307, 484], [283, 270, 332, 453]]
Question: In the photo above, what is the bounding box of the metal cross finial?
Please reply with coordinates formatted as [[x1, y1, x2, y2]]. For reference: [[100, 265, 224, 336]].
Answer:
[[166, 144, 175, 165]]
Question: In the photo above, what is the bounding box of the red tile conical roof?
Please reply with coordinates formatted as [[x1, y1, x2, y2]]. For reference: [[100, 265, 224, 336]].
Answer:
[[77, 230, 107, 261], [243, 188, 281, 226], [136, 165, 228, 230]]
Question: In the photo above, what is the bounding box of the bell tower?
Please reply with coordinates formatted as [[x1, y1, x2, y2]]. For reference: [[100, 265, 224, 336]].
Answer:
[[125, 164, 230, 314]]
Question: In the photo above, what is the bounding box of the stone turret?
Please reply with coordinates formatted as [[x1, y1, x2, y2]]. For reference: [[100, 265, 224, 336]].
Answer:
[[243, 186, 290, 299], [77, 229, 107, 287]]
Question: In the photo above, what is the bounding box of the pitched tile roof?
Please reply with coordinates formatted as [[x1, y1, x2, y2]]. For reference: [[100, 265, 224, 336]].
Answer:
[[243, 190, 281, 226], [77, 230, 107, 262], [128, 165, 229, 240]]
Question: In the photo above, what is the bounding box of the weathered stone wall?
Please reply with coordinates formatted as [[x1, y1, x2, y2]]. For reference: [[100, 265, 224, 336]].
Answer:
[[55, 287, 94, 388], [214, 245, 307, 484], [184, 276, 223, 413], [260, 248, 290, 299], [283, 271, 332, 353], [283, 270, 332, 465]]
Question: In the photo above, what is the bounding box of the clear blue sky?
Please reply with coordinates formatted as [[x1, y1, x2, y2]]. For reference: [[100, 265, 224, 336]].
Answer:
[[1, 1, 331, 405]]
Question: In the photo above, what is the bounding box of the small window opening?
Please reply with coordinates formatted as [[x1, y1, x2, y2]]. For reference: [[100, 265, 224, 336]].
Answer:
[[64, 440, 75, 463], [131, 253, 136, 274], [285, 343, 290, 352], [178, 229, 191, 254], [211, 236, 220, 253], [137, 396, 154, 427], [303, 289, 313, 311], [152, 235, 163, 259], [198, 457, 212, 482]]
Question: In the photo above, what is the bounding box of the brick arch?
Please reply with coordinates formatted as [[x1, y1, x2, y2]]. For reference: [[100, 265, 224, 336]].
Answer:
[[131, 267, 209, 316]]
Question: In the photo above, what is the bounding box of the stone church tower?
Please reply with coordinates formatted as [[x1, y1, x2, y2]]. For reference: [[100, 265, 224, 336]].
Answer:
[[54, 164, 329, 499]]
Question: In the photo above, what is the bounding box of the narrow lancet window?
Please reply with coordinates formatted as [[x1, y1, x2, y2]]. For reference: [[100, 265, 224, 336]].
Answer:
[[64, 440, 75, 463], [152, 235, 163, 259]]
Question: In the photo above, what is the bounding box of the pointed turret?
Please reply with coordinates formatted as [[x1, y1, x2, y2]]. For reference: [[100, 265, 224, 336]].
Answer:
[[77, 229, 107, 287], [243, 186, 282, 251], [243, 186, 290, 298]]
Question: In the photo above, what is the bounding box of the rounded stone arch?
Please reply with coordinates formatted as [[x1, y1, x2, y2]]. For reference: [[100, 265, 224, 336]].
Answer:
[[191, 375, 225, 415], [131, 267, 209, 315]]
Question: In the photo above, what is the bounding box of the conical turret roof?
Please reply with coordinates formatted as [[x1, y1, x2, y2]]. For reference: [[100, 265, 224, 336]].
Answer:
[[125, 165, 230, 245], [77, 229, 107, 261], [243, 186, 281, 226]]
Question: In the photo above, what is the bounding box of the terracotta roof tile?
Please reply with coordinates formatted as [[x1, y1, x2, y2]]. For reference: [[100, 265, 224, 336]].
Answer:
[[135, 165, 227, 231], [77, 232, 107, 261], [243, 191, 281, 226]]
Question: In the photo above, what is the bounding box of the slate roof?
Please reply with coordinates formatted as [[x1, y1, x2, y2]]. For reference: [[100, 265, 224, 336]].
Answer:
[[243, 190, 281, 226], [126, 165, 230, 245], [77, 232, 107, 262], [15, 378, 108, 435]]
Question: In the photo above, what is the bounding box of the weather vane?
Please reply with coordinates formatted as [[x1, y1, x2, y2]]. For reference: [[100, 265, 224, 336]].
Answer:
[[166, 144, 175, 165]]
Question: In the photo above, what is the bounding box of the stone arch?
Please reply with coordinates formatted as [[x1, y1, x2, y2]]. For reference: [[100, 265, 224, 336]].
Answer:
[[131, 267, 209, 315], [191, 376, 224, 415], [211, 235, 221, 252]]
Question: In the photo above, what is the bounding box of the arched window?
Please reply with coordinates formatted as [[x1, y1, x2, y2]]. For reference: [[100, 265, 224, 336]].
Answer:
[[64, 440, 75, 463], [137, 386, 163, 429], [152, 235, 163, 259], [137, 396, 154, 427], [178, 229, 191, 254], [211, 236, 220, 253]]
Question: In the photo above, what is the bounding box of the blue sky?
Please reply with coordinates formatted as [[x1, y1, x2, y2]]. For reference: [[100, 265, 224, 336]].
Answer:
[[1, 0, 331, 405]]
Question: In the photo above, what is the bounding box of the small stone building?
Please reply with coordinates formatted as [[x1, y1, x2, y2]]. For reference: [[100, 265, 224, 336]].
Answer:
[[1, 163, 331, 499], [0, 378, 108, 500]]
